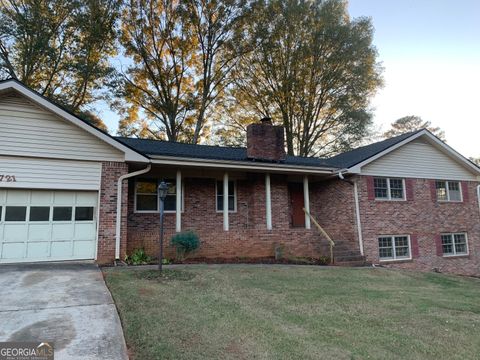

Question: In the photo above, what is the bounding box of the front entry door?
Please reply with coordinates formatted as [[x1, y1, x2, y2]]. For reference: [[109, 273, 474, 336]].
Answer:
[[289, 183, 305, 228]]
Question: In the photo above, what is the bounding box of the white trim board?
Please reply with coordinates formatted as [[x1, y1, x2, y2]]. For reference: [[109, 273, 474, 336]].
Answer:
[[150, 156, 336, 174], [0, 80, 149, 163]]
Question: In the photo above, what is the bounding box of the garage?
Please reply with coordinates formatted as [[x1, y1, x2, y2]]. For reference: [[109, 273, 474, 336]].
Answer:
[[0, 189, 98, 263], [0, 79, 149, 264]]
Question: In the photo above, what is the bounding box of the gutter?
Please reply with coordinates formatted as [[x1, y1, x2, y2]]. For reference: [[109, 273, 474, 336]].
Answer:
[[477, 185, 480, 218], [149, 155, 337, 175], [115, 164, 152, 260]]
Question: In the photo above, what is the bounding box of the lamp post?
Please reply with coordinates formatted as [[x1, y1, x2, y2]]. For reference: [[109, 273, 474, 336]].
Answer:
[[158, 181, 169, 271]]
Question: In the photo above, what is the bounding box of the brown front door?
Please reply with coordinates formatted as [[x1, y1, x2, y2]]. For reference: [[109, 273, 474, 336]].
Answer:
[[289, 183, 305, 228]]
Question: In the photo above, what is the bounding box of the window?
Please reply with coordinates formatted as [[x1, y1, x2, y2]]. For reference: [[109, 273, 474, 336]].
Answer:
[[75, 207, 94, 221], [378, 235, 411, 261], [53, 207, 72, 221], [135, 179, 182, 212], [135, 180, 158, 211], [5, 206, 27, 221], [441, 233, 468, 256], [435, 181, 462, 201], [30, 206, 50, 221], [374, 177, 405, 200], [216, 180, 236, 212]]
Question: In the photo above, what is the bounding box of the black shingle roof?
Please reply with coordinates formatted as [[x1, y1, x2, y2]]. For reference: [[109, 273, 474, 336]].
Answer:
[[115, 130, 422, 170], [115, 137, 334, 168], [325, 130, 423, 168]]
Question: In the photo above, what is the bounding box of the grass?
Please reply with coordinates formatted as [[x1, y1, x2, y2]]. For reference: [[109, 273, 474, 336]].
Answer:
[[103, 265, 480, 360]]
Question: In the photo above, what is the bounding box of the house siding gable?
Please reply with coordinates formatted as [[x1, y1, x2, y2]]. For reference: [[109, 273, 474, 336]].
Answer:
[[0, 92, 124, 162], [360, 138, 477, 181]]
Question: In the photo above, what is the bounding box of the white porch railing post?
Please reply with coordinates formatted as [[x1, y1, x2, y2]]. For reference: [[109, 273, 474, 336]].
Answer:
[[223, 172, 229, 231], [303, 175, 311, 229], [265, 173, 272, 230], [176, 170, 182, 232]]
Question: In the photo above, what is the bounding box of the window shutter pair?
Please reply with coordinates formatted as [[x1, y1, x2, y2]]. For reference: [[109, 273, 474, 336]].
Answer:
[[412, 235, 444, 257]]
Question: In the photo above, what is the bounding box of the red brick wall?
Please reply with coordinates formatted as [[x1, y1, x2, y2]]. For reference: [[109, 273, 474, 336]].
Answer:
[[97, 161, 129, 264], [127, 173, 333, 261], [310, 179, 359, 250], [357, 175, 480, 276]]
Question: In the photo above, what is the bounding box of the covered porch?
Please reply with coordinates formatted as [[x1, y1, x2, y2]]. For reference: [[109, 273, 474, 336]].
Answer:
[[124, 162, 359, 262]]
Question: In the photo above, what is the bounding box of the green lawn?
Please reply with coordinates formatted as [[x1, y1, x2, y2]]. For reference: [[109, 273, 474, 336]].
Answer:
[[103, 265, 480, 360]]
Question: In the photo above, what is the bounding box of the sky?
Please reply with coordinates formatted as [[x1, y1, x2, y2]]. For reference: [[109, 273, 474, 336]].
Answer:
[[348, 0, 480, 158], [100, 0, 480, 158]]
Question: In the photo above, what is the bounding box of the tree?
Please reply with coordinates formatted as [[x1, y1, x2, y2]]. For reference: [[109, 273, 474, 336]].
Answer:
[[220, 0, 382, 156], [186, 0, 249, 144], [383, 116, 445, 141], [115, 0, 248, 143], [115, 0, 196, 142], [0, 0, 121, 128], [469, 157, 480, 166]]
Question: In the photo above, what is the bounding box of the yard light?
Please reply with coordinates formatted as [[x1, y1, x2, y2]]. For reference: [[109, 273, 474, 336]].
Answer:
[[158, 181, 169, 271]]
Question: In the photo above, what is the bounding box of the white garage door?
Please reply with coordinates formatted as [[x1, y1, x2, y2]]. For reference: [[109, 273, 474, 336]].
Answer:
[[0, 189, 98, 263]]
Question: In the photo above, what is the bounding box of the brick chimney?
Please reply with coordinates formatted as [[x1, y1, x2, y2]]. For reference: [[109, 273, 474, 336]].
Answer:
[[246, 117, 286, 162]]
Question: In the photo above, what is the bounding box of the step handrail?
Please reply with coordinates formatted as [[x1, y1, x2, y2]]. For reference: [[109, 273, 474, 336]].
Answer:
[[303, 208, 335, 264]]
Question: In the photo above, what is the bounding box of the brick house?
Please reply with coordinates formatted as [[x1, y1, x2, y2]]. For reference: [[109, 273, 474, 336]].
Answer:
[[1, 79, 479, 276]]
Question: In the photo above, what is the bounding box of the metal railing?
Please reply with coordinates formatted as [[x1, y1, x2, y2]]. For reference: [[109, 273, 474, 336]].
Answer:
[[303, 208, 335, 265]]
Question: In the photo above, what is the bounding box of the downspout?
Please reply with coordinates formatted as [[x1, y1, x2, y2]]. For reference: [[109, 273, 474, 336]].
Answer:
[[477, 185, 480, 217], [115, 164, 152, 260], [337, 171, 364, 256]]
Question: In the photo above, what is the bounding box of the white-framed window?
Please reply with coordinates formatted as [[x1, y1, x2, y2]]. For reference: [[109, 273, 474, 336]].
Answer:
[[441, 233, 468, 256], [435, 180, 462, 202], [374, 177, 405, 200], [378, 235, 411, 261], [216, 180, 236, 212], [135, 179, 183, 213]]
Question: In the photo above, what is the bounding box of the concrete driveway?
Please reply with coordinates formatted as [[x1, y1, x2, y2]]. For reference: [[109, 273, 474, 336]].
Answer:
[[0, 262, 128, 360]]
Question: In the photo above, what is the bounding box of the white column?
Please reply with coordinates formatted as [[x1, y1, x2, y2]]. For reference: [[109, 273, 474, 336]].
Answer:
[[303, 175, 311, 229], [265, 173, 272, 230], [223, 172, 229, 231], [176, 170, 182, 232]]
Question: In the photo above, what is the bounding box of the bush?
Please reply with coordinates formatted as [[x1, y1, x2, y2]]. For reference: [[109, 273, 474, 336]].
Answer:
[[125, 248, 152, 265], [171, 231, 200, 261]]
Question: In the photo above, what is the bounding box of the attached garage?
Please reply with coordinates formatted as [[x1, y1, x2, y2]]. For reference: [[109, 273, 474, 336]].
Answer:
[[0, 190, 98, 263], [0, 79, 148, 264]]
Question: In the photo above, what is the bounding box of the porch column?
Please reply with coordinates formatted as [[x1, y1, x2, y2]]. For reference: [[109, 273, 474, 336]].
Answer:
[[176, 170, 182, 232], [303, 175, 311, 229], [223, 172, 229, 231], [265, 173, 272, 230]]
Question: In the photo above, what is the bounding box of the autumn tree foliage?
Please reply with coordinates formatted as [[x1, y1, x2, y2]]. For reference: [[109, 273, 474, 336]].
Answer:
[[114, 0, 249, 142], [219, 0, 383, 156]]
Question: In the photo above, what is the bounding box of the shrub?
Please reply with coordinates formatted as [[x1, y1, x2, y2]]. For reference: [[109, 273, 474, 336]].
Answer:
[[170, 231, 200, 261], [125, 248, 152, 265]]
